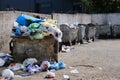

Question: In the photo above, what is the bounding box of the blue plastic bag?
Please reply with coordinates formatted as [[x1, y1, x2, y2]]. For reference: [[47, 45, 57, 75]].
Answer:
[[58, 61, 66, 69], [16, 14, 42, 26], [49, 61, 59, 70], [15, 26, 22, 36], [21, 73, 30, 77]]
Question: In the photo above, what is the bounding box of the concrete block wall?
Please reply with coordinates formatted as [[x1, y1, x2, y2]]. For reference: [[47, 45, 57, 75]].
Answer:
[[53, 13, 120, 26], [91, 13, 120, 25], [0, 11, 15, 52], [73, 13, 82, 24], [13, 11, 51, 19], [52, 13, 91, 25], [91, 14, 108, 25], [52, 13, 74, 25], [80, 14, 91, 24], [107, 13, 120, 25], [0, 11, 51, 52]]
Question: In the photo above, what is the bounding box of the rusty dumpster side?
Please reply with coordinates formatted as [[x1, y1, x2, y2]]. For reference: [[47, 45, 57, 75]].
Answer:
[[10, 36, 58, 62]]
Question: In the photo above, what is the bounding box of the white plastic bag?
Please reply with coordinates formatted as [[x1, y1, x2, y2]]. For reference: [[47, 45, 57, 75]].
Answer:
[[8, 63, 25, 71], [13, 21, 18, 28], [48, 24, 62, 42], [23, 58, 38, 67], [2, 69, 14, 80], [0, 58, 5, 66], [40, 61, 50, 71]]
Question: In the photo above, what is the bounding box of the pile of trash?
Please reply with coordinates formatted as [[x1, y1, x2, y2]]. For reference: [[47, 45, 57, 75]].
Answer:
[[0, 52, 66, 79], [11, 14, 62, 42], [0, 52, 13, 67]]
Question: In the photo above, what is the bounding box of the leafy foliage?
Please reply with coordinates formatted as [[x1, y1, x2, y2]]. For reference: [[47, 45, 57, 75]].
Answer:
[[81, 0, 120, 13]]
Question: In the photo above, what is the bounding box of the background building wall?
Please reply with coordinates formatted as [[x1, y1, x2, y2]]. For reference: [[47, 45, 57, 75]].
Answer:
[[0, 0, 35, 12], [52, 13, 91, 25], [0, 0, 83, 14], [107, 13, 120, 25], [91, 14, 108, 25]]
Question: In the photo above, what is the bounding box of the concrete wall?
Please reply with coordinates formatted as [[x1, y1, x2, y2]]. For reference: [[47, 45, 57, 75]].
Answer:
[[107, 13, 120, 25], [91, 14, 108, 25], [91, 13, 120, 25], [0, 11, 51, 52], [0, 11, 14, 52], [52, 13, 74, 24], [52, 13, 91, 25], [53, 13, 120, 25], [80, 14, 91, 24]]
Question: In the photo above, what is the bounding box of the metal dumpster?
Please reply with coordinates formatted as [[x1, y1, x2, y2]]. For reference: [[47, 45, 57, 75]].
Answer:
[[112, 25, 120, 38], [10, 36, 58, 62], [86, 23, 96, 41], [96, 25, 111, 38], [60, 24, 78, 46], [77, 24, 86, 44]]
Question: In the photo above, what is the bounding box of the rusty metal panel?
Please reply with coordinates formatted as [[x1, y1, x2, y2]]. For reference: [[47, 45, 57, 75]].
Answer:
[[11, 36, 58, 62]]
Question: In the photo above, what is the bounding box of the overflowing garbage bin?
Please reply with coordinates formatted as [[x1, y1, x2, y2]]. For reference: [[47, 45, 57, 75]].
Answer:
[[10, 14, 62, 62], [85, 23, 96, 41], [60, 24, 78, 46], [77, 24, 86, 44]]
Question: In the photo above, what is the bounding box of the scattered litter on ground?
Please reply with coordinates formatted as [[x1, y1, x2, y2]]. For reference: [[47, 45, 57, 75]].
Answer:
[[0, 52, 13, 67], [49, 69, 56, 72], [45, 71, 55, 78], [62, 45, 70, 53], [98, 67, 103, 70], [0, 58, 66, 78], [21, 73, 30, 77], [88, 39, 93, 43], [14, 75, 22, 78], [49, 60, 66, 70], [2, 69, 14, 80], [23, 58, 38, 67], [26, 64, 41, 74], [8, 63, 25, 71], [70, 69, 79, 74], [40, 61, 50, 71], [69, 66, 74, 69], [58, 61, 66, 69], [49, 60, 59, 70], [63, 75, 70, 80], [77, 43, 81, 45], [0, 58, 5, 67]]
